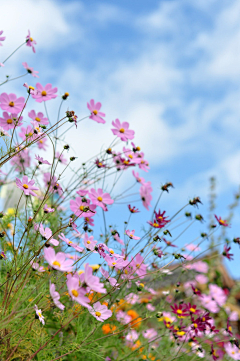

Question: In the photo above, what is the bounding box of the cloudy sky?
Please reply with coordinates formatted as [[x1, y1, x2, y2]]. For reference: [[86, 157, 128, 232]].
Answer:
[[1, 0, 240, 276]]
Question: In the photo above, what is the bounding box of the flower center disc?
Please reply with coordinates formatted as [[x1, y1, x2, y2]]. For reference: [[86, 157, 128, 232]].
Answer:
[[93, 110, 98, 115], [119, 128, 125, 133], [72, 289, 79, 297], [9, 101, 14, 107], [7, 119, 13, 124], [41, 90, 47, 96], [23, 184, 29, 189], [35, 117, 41, 122]]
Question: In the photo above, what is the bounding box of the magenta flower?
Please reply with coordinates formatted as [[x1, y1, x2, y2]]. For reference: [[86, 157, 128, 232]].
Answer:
[[32, 83, 58, 103], [58, 233, 84, 253], [0, 112, 23, 131], [0, 31, 6, 46], [80, 263, 106, 293], [87, 99, 106, 124], [0, 93, 25, 114], [66, 273, 91, 309], [222, 245, 233, 261], [128, 205, 140, 213], [89, 188, 114, 211], [22, 62, 39, 78], [83, 233, 98, 252], [111, 119, 135, 141], [126, 229, 140, 240], [70, 197, 96, 218], [148, 209, 170, 229], [35, 155, 50, 165], [28, 110, 49, 125], [34, 305, 45, 325], [89, 301, 112, 322], [16, 176, 38, 196], [214, 215, 230, 227], [30, 260, 45, 272], [132, 253, 147, 277], [43, 204, 55, 213], [26, 30, 37, 53], [50, 282, 65, 311], [44, 247, 74, 272]]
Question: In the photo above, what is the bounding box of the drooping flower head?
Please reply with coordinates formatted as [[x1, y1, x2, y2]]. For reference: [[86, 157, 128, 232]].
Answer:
[[111, 119, 135, 141], [128, 205, 140, 213], [222, 245, 233, 261], [26, 30, 37, 53], [126, 229, 140, 240], [34, 304, 45, 325], [87, 99, 106, 124], [214, 215, 230, 227], [22, 62, 39, 78], [49, 282, 65, 311], [35, 155, 50, 165]]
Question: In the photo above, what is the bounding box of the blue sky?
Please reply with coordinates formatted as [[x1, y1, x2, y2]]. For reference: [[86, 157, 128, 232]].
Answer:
[[0, 0, 240, 276]]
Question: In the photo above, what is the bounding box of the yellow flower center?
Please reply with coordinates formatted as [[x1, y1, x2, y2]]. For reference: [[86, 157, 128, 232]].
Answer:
[[97, 196, 103, 202], [39, 140, 43, 144], [202, 317, 205, 321], [129, 154, 133, 159], [112, 262, 116, 265], [136, 146, 141, 151], [29, 132, 33, 136], [35, 117, 41, 122], [64, 92, 69, 97], [110, 249, 114, 254], [141, 160, 144, 164], [72, 289, 79, 297], [9, 101, 14, 107], [95, 311, 101, 317], [87, 240, 91, 244], [229, 326, 232, 331], [7, 119, 13, 124], [30, 37, 34, 41], [124, 269, 128, 274], [219, 219, 225, 225], [79, 205, 84, 211], [130, 234, 133, 238], [41, 90, 47, 96], [119, 128, 125, 133], [23, 184, 29, 189], [37, 311, 42, 317], [193, 323, 198, 328], [29, 86, 35, 90], [190, 308, 195, 313], [52, 260, 61, 267], [68, 241, 72, 244], [177, 331, 185, 336], [176, 309, 182, 314], [93, 110, 98, 115], [153, 223, 159, 227]]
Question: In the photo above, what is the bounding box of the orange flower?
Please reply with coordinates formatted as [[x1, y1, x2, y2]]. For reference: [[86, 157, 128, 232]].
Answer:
[[131, 339, 141, 350], [102, 323, 117, 334], [131, 317, 142, 329], [102, 301, 108, 307], [140, 298, 149, 304], [127, 309, 139, 320]]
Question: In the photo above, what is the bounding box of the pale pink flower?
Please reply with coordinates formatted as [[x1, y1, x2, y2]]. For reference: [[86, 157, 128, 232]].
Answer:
[[89, 301, 112, 322], [190, 261, 208, 273], [126, 330, 138, 342], [140, 183, 152, 210], [143, 328, 157, 341], [37, 136, 48, 150], [80, 263, 106, 293], [195, 274, 208, 284], [111, 119, 135, 141], [50, 282, 65, 310], [11, 148, 31, 172], [89, 188, 114, 211], [125, 293, 140, 305], [100, 267, 119, 287], [34, 304, 45, 325], [39, 224, 59, 246], [66, 273, 91, 309], [224, 342, 240, 360], [104, 255, 128, 270], [200, 294, 219, 313], [0, 31, 6, 46], [16, 175, 38, 196], [83, 233, 97, 252], [28, 110, 49, 125], [132, 170, 145, 184], [185, 243, 201, 252], [22, 62, 39, 77], [32, 83, 58, 102], [146, 304, 155, 311], [0, 93, 25, 114], [58, 233, 84, 252], [44, 247, 73, 272], [30, 260, 45, 272], [70, 197, 96, 218], [0, 112, 23, 130], [126, 229, 140, 240], [35, 155, 50, 165], [87, 99, 106, 124], [132, 253, 147, 277], [26, 30, 37, 53], [209, 284, 227, 307], [113, 232, 124, 245], [116, 310, 131, 324], [55, 151, 68, 165]]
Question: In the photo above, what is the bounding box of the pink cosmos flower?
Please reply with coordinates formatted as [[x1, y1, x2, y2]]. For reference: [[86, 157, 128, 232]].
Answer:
[[143, 328, 158, 341], [55, 151, 67, 165], [140, 183, 152, 210], [138, 155, 150, 172], [83, 233, 98, 252], [66, 273, 91, 309], [0, 31, 6, 46], [43, 172, 57, 191], [132, 253, 147, 277], [80, 263, 106, 293], [123, 147, 141, 165], [19, 125, 35, 141], [16, 176, 38, 196], [146, 304, 156, 311], [113, 233, 124, 245], [28, 110, 49, 125], [37, 136, 48, 150], [50, 282, 65, 311], [209, 284, 227, 307], [185, 243, 201, 252], [26, 30, 37, 53], [35, 155, 50, 165], [87, 99, 106, 124], [34, 305, 45, 325], [126, 229, 140, 240], [132, 170, 145, 184], [85, 216, 95, 227], [44, 247, 74, 272], [116, 310, 131, 324], [214, 215, 230, 227], [100, 267, 119, 287], [125, 293, 140, 305], [187, 261, 208, 273], [200, 294, 219, 313], [89, 188, 114, 211], [32, 83, 58, 102], [89, 301, 112, 322], [43, 204, 54, 213], [111, 119, 135, 141], [22, 62, 39, 78], [0, 93, 25, 114], [195, 274, 208, 284], [105, 255, 128, 270], [77, 189, 89, 197], [0, 126, 9, 136], [126, 330, 139, 342], [0, 112, 23, 131], [58, 233, 84, 252], [11, 148, 31, 172], [38, 224, 59, 246], [70, 197, 96, 218], [224, 342, 240, 360], [30, 260, 45, 272]]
